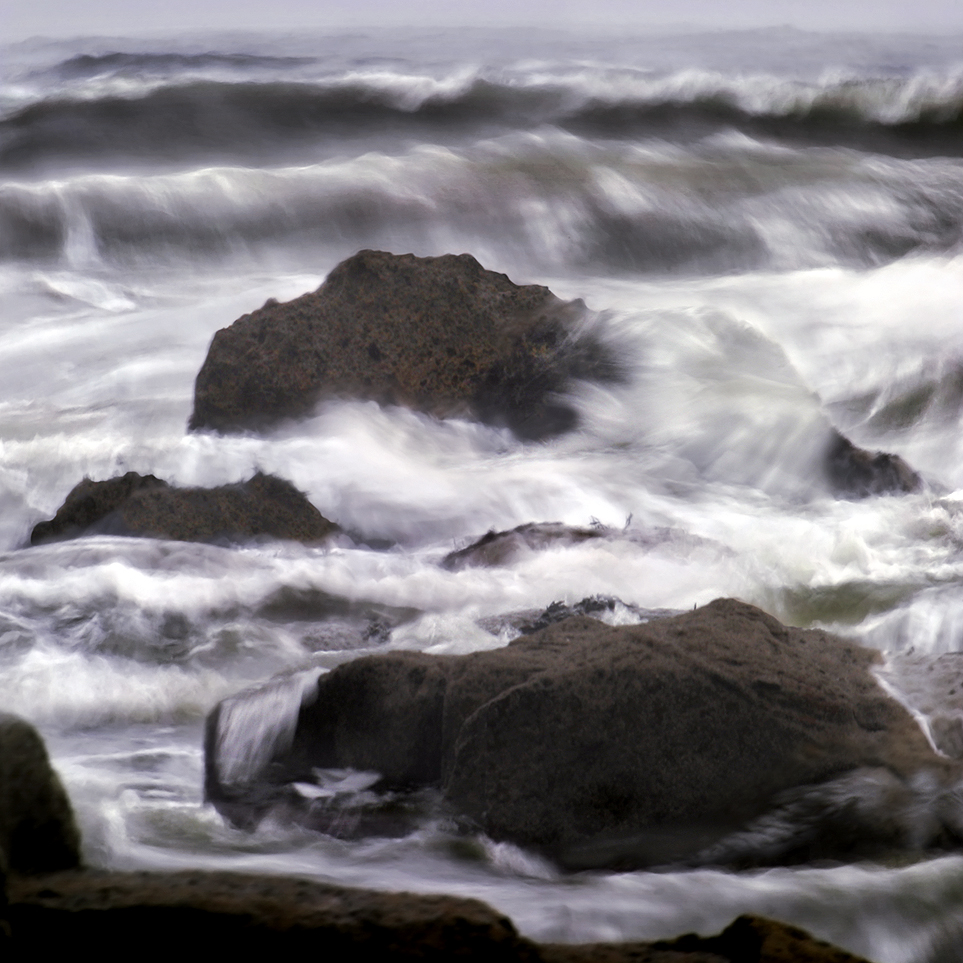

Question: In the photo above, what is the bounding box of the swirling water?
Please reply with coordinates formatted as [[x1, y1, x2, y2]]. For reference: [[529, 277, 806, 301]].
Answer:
[[3, 25, 963, 961]]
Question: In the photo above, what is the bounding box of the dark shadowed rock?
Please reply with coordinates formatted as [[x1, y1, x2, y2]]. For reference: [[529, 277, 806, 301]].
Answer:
[[207, 599, 954, 869], [30, 471, 338, 546], [545, 915, 872, 963], [6, 872, 870, 962], [825, 431, 921, 497], [0, 713, 81, 876], [189, 249, 613, 439], [443, 522, 607, 571], [6, 870, 539, 959]]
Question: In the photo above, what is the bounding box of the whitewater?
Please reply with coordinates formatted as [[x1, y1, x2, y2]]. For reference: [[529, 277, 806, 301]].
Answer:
[[2, 24, 963, 962]]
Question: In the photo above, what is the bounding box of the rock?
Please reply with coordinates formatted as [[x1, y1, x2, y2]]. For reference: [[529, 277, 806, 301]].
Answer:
[[443, 523, 607, 571], [6, 869, 539, 959], [0, 713, 81, 876], [30, 471, 338, 546], [544, 915, 872, 963], [651, 915, 872, 963], [189, 249, 612, 439], [209, 599, 956, 869], [825, 431, 921, 497], [6, 872, 869, 962]]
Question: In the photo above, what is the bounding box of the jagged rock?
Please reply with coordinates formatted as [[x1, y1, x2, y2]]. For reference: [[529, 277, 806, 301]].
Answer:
[[189, 249, 613, 439], [206, 599, 954, 869], [30, 471, 338, 546], [825, 431, 921, 498], [0, 713, 81, 877]]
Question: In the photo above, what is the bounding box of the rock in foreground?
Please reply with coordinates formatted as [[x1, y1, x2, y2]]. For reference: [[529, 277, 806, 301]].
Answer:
[[208, 599, 956, 869], [0, 713, 81, 877], [6, 872, 871, 961], [30, 471, 338, 546], [189, 249, 610, 439]]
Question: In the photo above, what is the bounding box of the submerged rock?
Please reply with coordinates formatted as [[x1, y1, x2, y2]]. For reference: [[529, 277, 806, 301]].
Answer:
[[30, 471, 338, 546], [206, 599, 956, 869], [825, 431, 921, 498], [189, 249, 612, 439], [443, 522, 608, 570], [0, 713, 81, 877]]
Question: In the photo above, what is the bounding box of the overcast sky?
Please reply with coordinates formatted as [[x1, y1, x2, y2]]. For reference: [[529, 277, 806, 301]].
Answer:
[[4, 0, 963, 41]]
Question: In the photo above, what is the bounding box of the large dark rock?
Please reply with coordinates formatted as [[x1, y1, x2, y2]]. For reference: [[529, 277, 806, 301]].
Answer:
[[6, 870, 538, 959], [0, 713, 81, 877], [30, 471, 338, 546], [6, 872, 869, 962], [208, 599, 956, 869], [825, 431, 921, 497], [189, 249, 610, 439]]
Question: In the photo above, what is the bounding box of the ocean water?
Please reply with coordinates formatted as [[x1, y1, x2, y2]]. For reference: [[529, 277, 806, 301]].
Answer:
[[3, 25, 963, 961]]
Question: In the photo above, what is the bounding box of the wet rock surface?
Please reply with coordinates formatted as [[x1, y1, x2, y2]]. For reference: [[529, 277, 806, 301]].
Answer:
[[207, 599, 954, 869], [825, 431, 922, 498], [6, 872, 871, 961], [30, 471, 338, 546], [0, 713, 80, 877], [189, 249, 612, 439]]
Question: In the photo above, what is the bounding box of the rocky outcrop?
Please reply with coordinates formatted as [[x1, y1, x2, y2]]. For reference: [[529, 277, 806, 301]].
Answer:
[[6, 870, 538, 958], [189, 249, 612, 439], [825, 431, 921, 498], [206, 599, 955, 869], [30, 471, 338, 546], [6, 873, 869, 961], [0, 713, 81, 877]]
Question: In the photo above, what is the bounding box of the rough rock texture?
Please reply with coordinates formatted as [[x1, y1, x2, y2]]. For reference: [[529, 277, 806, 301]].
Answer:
[[30, 471, 338, 546], [5, 870, 539, 959], [0, 713, 81, 876], [208, 599, 952, 868], [825, 431, 921, 497], [544, 915, 872, 963], [189, 249, 609, 439]]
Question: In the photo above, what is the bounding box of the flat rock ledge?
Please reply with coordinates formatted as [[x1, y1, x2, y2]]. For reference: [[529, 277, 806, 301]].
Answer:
[[189, 249, 613, 439], [30, 471, 338, 546], [5, 872, 870, 962], [207, 598, 959, 869]]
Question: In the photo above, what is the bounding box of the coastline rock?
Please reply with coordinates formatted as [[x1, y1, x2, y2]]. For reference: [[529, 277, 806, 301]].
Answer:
[[6, 872, 870, 962], [545, 915, 872, 963], [825, 431, 921, 498], [207, 599, 954, 869], [0, 713, 81, 876], [443, 522, 607, 571], [6, 870, 538, 959], [189, 249, 612, 439], [30, 471, 338, 546]]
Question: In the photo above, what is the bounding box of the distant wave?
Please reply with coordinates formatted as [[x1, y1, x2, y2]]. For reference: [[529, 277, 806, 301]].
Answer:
[[3, 66, 963, 170], [3, 132, 961, 273], [51, 51, 315, 79]]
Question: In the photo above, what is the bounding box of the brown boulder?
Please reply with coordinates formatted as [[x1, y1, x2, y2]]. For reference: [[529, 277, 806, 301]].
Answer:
[[208, 599, 953, 869], [0, 713, 81, 877], [30, 471, 338, 546], [188, 249, 610, 439]]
